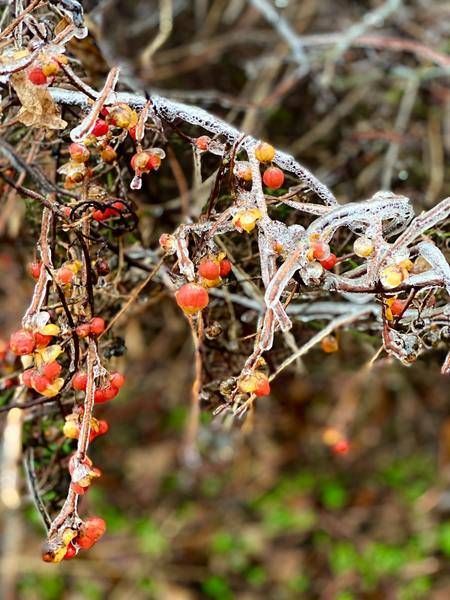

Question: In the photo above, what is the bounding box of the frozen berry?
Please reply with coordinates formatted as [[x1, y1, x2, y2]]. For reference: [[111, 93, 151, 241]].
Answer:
[[263, 166, 284, 189], [255, 142, 275, 163], [219, 259, 232, 277], [72, 371, 87, 391], [175, 283, 209, 315], [89, 317, 106, 336], [10, 329, 35, 355], [91, 119, 109, 137], [198, 259, 221, 281], [28, 67, 47, 86]]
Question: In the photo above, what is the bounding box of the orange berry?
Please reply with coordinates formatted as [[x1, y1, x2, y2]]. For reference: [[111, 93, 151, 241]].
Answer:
[[175, 283, 209, 315], [198, 259, 221, 281], [195, 135, 211, 151], [68, 143, 90, 163], [10, 329, 35, 355], [89, 317, 106, 336], [263, 166, 284, 189]]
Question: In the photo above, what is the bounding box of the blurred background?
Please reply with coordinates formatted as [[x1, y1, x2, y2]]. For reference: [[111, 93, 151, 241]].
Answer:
[[1, 0, 450, 598]]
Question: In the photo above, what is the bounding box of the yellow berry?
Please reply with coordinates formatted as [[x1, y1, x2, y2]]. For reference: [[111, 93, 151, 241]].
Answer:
[[254, 142, 275, 163], [380, 265, 405, 289], [353, 236, 374, 258], [232, 208, 262, 233]]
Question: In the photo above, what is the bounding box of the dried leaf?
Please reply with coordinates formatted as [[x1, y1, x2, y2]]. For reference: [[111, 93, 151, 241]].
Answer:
[[10, 71, 67, 130]]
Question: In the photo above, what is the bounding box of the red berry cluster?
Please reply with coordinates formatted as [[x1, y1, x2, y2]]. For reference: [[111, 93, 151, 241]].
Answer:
[[175, 254, 233, 315]]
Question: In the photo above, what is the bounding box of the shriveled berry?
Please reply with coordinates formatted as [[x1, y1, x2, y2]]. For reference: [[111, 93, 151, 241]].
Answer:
[[28, 67, 47, 86], [310, 240, 331, 261], [107, 103, 138, 129], [254, 142, 275, 163], [232, 208, 262, 233], [195, 135, 211, 151], [175, 283, 209, 315], [198, 259, 221, 281], [100, 146, 117, 163], [72, 371, 87, 391], [69, 143, 90, 163], [239, 372, 271, 397], [263, 166, 284, 189], [76, 517, 106, 549], [41, 60, 60, 77], [10, 329, 35, 355]]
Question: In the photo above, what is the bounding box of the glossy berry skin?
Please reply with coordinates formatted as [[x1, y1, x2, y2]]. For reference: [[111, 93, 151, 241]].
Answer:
[[10, 329, 35, 355], [42, 361, 62, 381], [89, 317, 106, 336], [175, 283, 209, 315], [63, 544, 77, 560], [254, 142, 275, 163], [28, 67, 47, 86], [110, 372, 125, 389], [219, 259, 232, 277], [262, 166, 284, 189], [28, 261, 42, 279], [320, 253, 337, 270], [195, 135, 211, 151], [98, 385, 119, 402], [198, 259, 221, 281], [91, 119, 109, 137], [57, 267, 74, 285], [107, 103, 137, 129], [68, 143, 90, 163], [72, 371, 88, 391]]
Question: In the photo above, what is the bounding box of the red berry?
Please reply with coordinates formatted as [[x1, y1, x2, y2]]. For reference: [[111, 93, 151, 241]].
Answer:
[[34, 332, 53, 348], [98, 420, 109, 435], [332, 440, 350, 455], [390, 299, 407, 317], [89, 317, 106, 336], [91, 119, 109, 137], [10, 329, 35, 355], [42, 361, 62, 381], [28, 67, 47, 86], [262, 166, 284, 189], [110, 372, 125, 389], [320, 253, 337, 270], [72, 371, 88, 391], [128, 126, 137, 140], [76, 517, 106, 549], [94, 385, 118, 403], [198, 259, 221, 281], [94, 388, 106, 403], [30, 372, 51, 393], [175, 283, 209, 315], [219, 259, 232, 277], [57, 267, 74, 285], [76, 323, 91, 338], [254, 377, 271, 397], [28, 261, 42, 279], [63, 544, 77, 560], [92, 209, 109, 222], [195, 135, 211, 151]]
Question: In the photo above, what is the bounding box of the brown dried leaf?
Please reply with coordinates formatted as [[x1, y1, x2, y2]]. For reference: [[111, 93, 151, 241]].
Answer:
[[10, 71, 67, 130]]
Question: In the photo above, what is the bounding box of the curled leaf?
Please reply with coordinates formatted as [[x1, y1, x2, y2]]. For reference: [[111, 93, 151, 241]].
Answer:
[[11, 71, 67, 130]]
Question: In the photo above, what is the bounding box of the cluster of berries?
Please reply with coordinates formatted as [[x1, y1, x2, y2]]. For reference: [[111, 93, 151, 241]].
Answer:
[[42, 516, 106, 563], [27, 52, 68, 86], [174, 254, 232, 315]]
